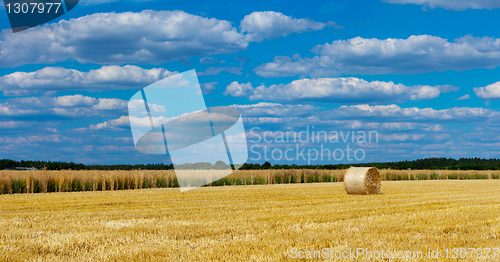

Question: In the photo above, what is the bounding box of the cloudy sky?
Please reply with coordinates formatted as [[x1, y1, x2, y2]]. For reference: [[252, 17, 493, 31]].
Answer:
[[1, 0, 500, 165]]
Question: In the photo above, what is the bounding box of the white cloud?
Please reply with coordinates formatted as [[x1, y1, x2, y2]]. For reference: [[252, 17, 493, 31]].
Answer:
[[242, 104, 494, 129], [474, 82, 500, 99], [380, 133, 426, 142], [455, 94, 471, 100], [383, 0, 500, 11], [200, 82, 218, 94], [129, 115, 171, 128], [0, 134, 72, 144], [0, 65, 177, 95], [236, 103, 495, 156], [0, 10, 331, 68], [224, 81, 254, 97], [254, 55, 336, 78], [199, 57, 219, 64], [254, 35, 500, 77], [230, 102, 319, 117], [197, 67, 243, 76], [378, 133, 450, 143], [0, 11, 245, 67], [224, 78, 457, 103], [128, 99, 166, 115], [54, 95, 97, 107], [91, 98, 128, 111], [225, 102, 479, 132], [0, 95, 160, 118], [369, 122, 446, 132], [323, 104, 496, 122], [89, 116, 130, 131], [0, 121, 35, 129], [241, 11, 335, 42]]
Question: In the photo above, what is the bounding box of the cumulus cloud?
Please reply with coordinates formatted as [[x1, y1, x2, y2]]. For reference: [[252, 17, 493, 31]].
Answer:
[[91, 98, 127, 111], [254, 35, 500, 77], [240, 11, 335, 42], [236, 104, 488, 157], [89, 116, 130, 131], [1, 95, 100, 111], [224, 78, 458, 103], [0, 95, 166, 118], [383, 0, 500, 11], [0, 65, 177, 95], [0, 10, 332, 68], [322, 104, 496, 122], [239, 104, 494, 131], [474, 82, 500, 100], [224, 81, 254, 97], [219, 102, 490, 142], [0, 11, 245, 67]]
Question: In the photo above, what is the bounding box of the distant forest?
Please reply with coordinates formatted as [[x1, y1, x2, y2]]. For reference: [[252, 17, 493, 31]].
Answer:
[[2, 158, 500, 171]]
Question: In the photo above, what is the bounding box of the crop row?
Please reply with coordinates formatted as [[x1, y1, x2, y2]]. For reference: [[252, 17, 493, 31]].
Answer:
[[1, 169, 499, 194]]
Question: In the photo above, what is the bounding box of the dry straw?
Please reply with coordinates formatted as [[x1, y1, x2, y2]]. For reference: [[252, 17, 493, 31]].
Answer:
[[344, 167, 381, 194]]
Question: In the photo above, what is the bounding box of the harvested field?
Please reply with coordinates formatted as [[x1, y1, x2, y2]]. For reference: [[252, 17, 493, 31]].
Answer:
[[1, 180, 499, 261]]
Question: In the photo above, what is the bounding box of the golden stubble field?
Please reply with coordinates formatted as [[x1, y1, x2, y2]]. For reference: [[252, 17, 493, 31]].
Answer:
[[1, 180, 499, 261]]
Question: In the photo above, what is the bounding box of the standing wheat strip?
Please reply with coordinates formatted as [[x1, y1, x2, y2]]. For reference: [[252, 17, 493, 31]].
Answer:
[[344, 167, 381, 194]]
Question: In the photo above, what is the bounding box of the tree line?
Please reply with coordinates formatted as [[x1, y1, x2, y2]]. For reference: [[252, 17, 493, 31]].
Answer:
[[2, 157, 500, 171], [0, 159, 174, 171]]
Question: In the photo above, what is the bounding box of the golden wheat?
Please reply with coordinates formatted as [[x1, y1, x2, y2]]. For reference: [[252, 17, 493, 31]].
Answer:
[[1, 169, 499, 194]]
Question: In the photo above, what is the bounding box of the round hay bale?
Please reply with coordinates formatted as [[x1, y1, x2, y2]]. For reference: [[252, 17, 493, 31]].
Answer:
[[344, 167, 381, 194]]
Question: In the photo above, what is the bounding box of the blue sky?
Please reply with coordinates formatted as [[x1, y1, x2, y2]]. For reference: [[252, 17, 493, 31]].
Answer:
[[1, 0, 500, 165]]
